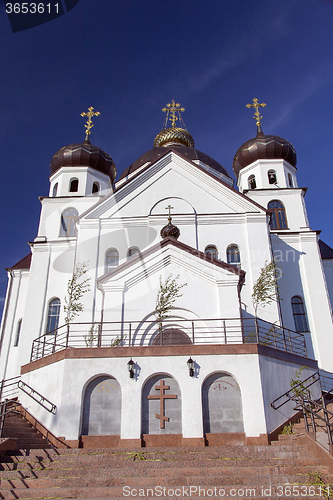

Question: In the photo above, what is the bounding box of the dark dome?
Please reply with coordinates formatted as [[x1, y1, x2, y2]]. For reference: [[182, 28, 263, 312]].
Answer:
[[160, 221, 180, 240], [119, 145, 231, 181], [233, 129, 297, 178], [50, 139, 116, 183]]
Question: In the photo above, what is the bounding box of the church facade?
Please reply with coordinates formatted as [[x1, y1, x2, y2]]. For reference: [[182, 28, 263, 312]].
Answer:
[[0, 101, 332, 447]]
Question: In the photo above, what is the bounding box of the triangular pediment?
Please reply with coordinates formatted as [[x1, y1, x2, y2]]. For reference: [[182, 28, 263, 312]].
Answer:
[[81, 150, 266, 221], [97, 237, 244, 324], [97, 237, 244, 289]]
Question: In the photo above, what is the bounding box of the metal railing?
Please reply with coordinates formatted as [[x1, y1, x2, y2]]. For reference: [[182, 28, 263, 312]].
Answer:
[[30, 316, 307, 362], [271, 371, 333, 447], [0, 377, 57, 438]]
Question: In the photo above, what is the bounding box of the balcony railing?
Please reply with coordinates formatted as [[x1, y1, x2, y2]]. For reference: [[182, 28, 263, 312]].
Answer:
[[30, 317, 307, 362]]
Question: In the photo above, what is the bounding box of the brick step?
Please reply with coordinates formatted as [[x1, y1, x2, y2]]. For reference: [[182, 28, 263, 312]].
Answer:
[[2, 411, 51, 450], [2, 443, 316, 459], [0, 455, 323, 472], [2, 472, 333, 491], [0, 449, 316, 470], [0, 445, 317, 467], [0, 462, 329, 481], [0, 484, 329, 500]]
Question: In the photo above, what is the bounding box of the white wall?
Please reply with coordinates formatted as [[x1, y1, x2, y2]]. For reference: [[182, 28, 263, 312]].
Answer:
[[20, 351, 313, 441]]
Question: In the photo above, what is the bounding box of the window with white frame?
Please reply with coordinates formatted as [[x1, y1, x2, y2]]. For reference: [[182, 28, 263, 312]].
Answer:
[[127, 247, 140, 259], [69, 178, 79, 192], [60, 208, 78, 237], [14, 318, 22, 346], [268, 200, 288, 230], [291, 296, 309, 332], [105, 248, 119, 272], [46, 298, 61, 334], [227, 245, 241, 268], [205, 245, 218, 259], [248, 175, 256, 189]]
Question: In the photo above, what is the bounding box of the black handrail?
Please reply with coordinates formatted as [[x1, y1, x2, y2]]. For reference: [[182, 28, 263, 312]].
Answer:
[[271, 371, 333, 447], [271, 372, 320, 410], [0, 377, 57, 438]]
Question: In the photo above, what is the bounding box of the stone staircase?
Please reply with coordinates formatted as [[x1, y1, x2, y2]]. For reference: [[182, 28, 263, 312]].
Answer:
[[1, 410, 51, 450], [1, 429, 333, 499]]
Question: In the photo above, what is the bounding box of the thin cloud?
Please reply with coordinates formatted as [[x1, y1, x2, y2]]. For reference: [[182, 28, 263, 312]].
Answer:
[[268, 65, 333, 131]]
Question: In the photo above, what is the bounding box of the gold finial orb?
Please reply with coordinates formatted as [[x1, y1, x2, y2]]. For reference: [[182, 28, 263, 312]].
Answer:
[[80, 106, 101, 141], [246, 98, 266, 127]]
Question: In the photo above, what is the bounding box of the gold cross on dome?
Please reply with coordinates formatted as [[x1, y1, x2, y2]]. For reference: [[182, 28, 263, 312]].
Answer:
[[246, 98, 266, 126], [80, 106, 101, 140], [162, 100, 185, 128], [165, 204, 174, 223]]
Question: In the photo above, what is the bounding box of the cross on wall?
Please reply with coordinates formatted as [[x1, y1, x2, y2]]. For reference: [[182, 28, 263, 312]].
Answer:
[[147, 380, 177, 429]]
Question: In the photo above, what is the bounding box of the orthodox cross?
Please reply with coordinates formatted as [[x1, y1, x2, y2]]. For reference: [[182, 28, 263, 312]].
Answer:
[[80, 106, 101, 141], [165, 204, 174, 224], [162, 100, 185, 128], [147, 380, 177, 429], [246, 98, 266, 127]]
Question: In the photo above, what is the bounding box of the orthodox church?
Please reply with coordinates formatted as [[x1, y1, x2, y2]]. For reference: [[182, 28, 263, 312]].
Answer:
[[0, 99, 332, 448]]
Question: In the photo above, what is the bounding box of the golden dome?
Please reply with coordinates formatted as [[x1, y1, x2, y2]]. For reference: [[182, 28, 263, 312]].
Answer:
[[154, 127, 195, 148]]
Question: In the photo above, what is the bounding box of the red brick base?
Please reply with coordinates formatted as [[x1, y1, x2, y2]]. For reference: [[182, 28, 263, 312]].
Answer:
[[75, 433, 271, 449]]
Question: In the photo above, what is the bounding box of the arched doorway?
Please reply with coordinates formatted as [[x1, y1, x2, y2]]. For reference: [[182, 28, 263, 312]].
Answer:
[[202, 373, 244, 433], [81, 375, 121, 435], [142, 374, 181, 435]]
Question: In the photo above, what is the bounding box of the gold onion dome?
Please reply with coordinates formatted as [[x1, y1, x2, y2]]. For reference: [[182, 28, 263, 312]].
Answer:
[[154, 100, 194, 148], [119, 100, 231, 182], [154, 127, 195, 148]]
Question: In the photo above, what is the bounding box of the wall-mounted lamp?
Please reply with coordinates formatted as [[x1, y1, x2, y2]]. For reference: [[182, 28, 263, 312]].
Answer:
[[187, 357, 194, 377], [127, 359, 135, 379]]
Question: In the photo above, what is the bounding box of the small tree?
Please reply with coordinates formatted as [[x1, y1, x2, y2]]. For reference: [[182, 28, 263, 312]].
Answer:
[[64, 262, 91, 324], [252, 260, 281, 318], [154, 274, 187, 334]]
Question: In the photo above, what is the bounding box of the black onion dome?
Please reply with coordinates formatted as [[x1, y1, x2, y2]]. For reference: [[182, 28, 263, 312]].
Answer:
[[119, 146, 231, 181], [50, 139, 116, 182], [160, 221, 180, 240], [233, 128, 297, 178]]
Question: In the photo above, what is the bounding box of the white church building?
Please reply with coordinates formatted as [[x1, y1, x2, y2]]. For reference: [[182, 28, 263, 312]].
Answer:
[[0, 100, 332, 448]]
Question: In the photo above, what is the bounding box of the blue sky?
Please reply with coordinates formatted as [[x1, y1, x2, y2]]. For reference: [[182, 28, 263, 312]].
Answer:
[[1, 0, 333, 312]]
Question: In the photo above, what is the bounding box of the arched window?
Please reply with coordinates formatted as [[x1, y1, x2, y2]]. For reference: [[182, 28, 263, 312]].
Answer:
[[69, 178, 79, 193], [205, 245, 218, 259], [92, 182, 99, 194], [105, 248, 119, 272], [127, 247, 140, 259], [268, 170, 277, 184], [14, 319, 22, 347], [227, 245, 241, 268], [60, 208, 78, 237], [288, 173, 293, 187], [268, 200, 288, 230], [52, 183, 58, 197], [291, 296, 309, 332], [248, 175, 256, 189], [46, 298, 61, 334]]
